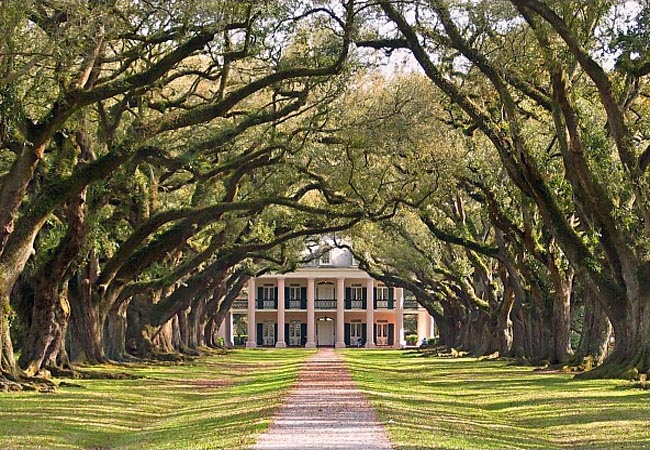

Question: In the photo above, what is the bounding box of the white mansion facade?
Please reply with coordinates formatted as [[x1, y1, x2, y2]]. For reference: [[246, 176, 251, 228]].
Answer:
[[221, 245, 436, 348]]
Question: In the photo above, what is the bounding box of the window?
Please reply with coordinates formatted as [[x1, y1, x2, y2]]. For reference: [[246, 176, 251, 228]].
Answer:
[[350, 284, 364, 309], [350, 284, 363, 300], [376, 286, 389, 300], [350, 321, 363, 346], [320, 250, 330, 265], [289, 284, 301, 300], [263, 321, 275, 346], [289, 320, 302, 346], [263, 285, 275, 309], [262, 285, 275, 299], [376, 321, 389, 346], [289, 284, 302, 309]]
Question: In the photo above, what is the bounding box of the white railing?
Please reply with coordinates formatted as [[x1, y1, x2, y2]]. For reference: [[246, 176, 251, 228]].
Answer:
[[350, 300, 363, 309], [376, 300, 389, 308], [232, 300, 247, 309], [315, 299, 336, 309], [263, 300, 276, 309], [289, 300, 303, 309]]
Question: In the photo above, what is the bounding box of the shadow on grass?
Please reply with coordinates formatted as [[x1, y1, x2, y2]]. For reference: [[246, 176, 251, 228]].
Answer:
[[0, 349, 312, 450], [342, 350, 650, 450]]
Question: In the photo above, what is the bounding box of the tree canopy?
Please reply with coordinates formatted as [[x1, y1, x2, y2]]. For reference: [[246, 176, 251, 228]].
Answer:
[[1, 0, 650, 388]]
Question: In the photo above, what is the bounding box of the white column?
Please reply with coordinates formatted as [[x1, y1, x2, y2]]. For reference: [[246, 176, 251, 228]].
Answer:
[[306, 278, 316, 348], [365, 278, 375, 348], [276, 278, 286, 347], [335, 278, 346, 348], [428, 313, 435, 339], [246, 278, 256, 348], [417, 309, 428, 343], [395, 287, 405, 348], [219, 310, 234, 348], [225, 311, 234, 348]]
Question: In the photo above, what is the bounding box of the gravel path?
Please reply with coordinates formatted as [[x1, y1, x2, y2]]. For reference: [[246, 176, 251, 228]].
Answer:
[[252, 348, 393, 450]]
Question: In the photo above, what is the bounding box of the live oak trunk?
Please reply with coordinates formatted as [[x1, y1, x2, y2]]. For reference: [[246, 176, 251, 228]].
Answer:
[[105, 301, 130, 361], [548, 263, 574, 364], [19, 182, 87, 374], [580, 278, 650, 379], [177, 310, 190, 352], [0, 292, 18, 381], [494, 277, 515, 356], [187, 296, 207, 350], [575, 293, 612, 366], [18, 281, 72, 375], [68, 276, 105, 364]]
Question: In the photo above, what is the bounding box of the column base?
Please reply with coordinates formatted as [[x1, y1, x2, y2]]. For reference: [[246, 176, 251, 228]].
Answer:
[[335, 342, 346, 349], [305, 342, 317, 348], [246, 342, 257, 348], [365, 342, 376, 349], [275, 342, 287, 348]]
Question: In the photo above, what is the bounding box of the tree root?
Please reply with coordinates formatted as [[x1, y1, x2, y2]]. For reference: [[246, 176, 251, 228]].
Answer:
[[575, 349, 650, 380]]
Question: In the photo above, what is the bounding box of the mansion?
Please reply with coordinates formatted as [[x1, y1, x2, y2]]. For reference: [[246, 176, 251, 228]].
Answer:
[[220, 245, 436, 348]]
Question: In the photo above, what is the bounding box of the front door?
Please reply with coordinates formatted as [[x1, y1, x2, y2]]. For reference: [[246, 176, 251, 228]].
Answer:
[[317, 319, 335, 346], [350, 322, 363, 346], [376, 322, 389, 346], [263, 321, 275, 346], [289, 320, 302, 346]]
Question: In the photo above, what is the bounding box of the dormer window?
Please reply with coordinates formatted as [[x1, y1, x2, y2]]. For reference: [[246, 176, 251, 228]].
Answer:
[[320, 250, 331, 265]]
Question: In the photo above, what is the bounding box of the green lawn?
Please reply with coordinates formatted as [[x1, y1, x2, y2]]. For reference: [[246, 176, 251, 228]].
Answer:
[[0, 349, 313, 450], [343, 350, 650, 450]]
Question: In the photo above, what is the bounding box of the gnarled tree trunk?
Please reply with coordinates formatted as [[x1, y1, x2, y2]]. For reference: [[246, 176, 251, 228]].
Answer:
[[575, 293, 612, 366]]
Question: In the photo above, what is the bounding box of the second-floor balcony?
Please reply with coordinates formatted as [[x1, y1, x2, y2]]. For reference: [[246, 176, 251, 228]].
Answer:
[[232, 299, 248, 310], [257, 298, 278, 309], [240, 297, 400, 311], [315, 299, 337, 309], [404, 299, 419, 310], [348, 299, 364, 309], [288, 299, 304, 309]]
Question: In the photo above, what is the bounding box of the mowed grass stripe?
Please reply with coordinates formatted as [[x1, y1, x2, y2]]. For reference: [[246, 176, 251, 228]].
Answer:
[[0, 349, 314, 450], [342, 350, 650, 450]]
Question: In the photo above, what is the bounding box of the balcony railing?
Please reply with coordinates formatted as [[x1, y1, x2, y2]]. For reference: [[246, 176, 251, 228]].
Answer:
[[315, 299, 337, 309], [256, 298, 277, 309], [348, 299, 364, 309], [404, 299, 419, 310], [232, 299, 248, 310], [288, 299, 304, 309], [237, 297, 407, 310]]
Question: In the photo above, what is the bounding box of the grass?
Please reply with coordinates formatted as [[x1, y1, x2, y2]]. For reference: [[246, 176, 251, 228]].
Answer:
[[343, 350, 650, 450], [0, 349, 314, 450]]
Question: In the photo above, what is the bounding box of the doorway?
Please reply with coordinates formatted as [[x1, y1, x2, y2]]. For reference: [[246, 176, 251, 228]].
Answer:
[[317, 317, 335, 346], [376, 322, 389, 346], [289, 320, 302, 346]]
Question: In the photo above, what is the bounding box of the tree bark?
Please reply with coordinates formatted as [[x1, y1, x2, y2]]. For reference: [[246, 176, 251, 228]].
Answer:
[[548, 265, 574, 364], [0, 291, 19, 380], [575, 293, 612, 366], [68, 274, 105, 364], [105, 301, 130, 361]]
